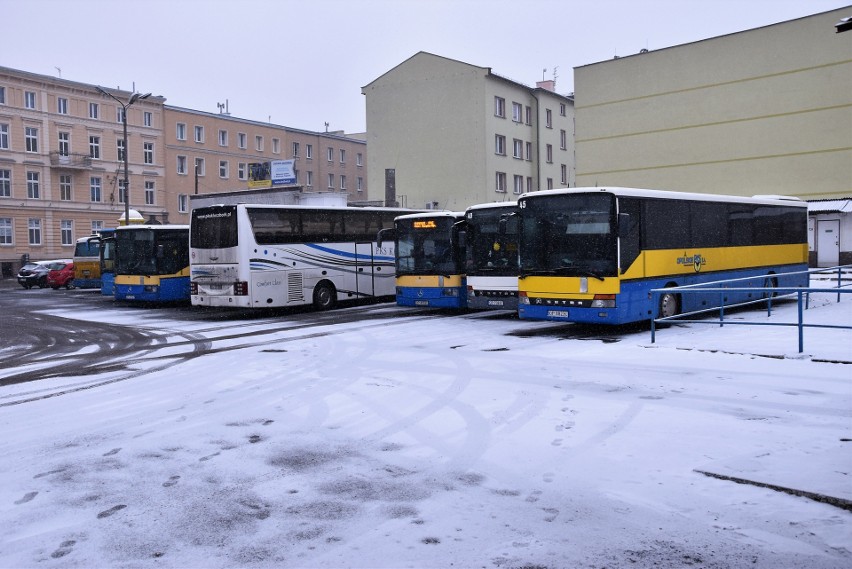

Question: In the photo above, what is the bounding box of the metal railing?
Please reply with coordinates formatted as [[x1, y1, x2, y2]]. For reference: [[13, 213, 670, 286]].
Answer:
[[650, 265, 852, 353]]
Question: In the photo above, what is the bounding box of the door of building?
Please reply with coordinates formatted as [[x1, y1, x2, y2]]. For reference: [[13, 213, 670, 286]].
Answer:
[[817, 219, 840, 267]]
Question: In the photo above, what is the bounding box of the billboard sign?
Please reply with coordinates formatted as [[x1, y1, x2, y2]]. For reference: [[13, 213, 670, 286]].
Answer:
[[271, 160, 297, 186]]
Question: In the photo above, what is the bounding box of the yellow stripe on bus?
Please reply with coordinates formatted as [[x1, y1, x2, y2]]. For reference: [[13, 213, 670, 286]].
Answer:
[[397, 275, 464, 288]]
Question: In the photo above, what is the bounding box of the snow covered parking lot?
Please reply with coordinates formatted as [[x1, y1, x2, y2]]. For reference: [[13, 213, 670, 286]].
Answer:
[[0, 291, 850, 568]]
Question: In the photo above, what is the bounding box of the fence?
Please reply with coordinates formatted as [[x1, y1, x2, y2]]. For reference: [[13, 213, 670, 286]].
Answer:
[[650, 265, 852, 353]]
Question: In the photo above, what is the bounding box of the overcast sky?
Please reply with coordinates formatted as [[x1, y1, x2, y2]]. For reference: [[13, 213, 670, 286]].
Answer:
[[4, 0, 849, 134]]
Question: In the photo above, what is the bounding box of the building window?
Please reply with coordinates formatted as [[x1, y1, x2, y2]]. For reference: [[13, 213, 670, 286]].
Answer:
[[195, 157, 205, 176], [59, 174, 72, 201], [194, 125, 204, 143], [561, 164, 568, 185], [560, 129, 567, 150], [57, 97, 68, 115], [58, 132, 70, 156], [526, 177, 533, 193], [306, 144, 313, 159], [356, 153, 363, 167], [28, 218, 42, 245], [560, 103, 566, 116], [25, 91, 36, 109], [0, 124, 8, 149], [118, 179, 126, 203], [27, 172, 39, 198], [327, 147, 334, 162], [513, 175, 524, 194], [357, 177, 363, 192], [116, 139, 125, 162], [339, 149, 346, 164], [145, 181, 155, 205], [292, 142, 300, 157], [546, 109, 553, 128], [306, 171, 313, 187], [90, 176, 102, 202], [0, 169, 10, 197], [89, 102, 99, 119], [327, 174, 334, 189], [238, 162, 247, 180], [89, 135, 100, 159], [512, 102, 522, 122], [61, 220, 73, 246], [272, 138, 280, 154], [495, 172, 507, 193], [512, 139, 523, 159], [340, 175, 347, 190], [495, 134, 506, 156], [494, 96, 505, 118], [525, 106, 532, 125], [91, 220, 104, 233], [177, 155, 187, 175], [219, 160, 229, 179], [546, 144, 553, 163], [178, 194, 188, 213], [218, 129, 228, 146], [255, 135, 263, 151], [25, 127, 38, 153], [238, 132, 247, 149], [546, 177, 554, 190], [143, 142, 154, 165], [0, 218, 11, 245], [525, 142, 532, 161], [176, 123, 186, 140], [117, 107, 125, 124], [144, 111, 152, 127], [0, 86, 5, 105]]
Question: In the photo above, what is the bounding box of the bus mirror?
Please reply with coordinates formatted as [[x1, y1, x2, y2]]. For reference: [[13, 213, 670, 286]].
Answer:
[[377, 228, 395, 247], [456, 229, 467, 249]]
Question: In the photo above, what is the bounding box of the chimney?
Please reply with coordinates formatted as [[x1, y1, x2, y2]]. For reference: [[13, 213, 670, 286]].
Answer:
[[536, 80, 556, 92]]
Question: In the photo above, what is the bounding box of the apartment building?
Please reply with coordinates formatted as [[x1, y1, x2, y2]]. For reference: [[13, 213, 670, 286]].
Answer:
[[0, 66, 167, 277], [362, 52, 574, 210], [164, 107, 368, 224], [573, 7, 851, 200]]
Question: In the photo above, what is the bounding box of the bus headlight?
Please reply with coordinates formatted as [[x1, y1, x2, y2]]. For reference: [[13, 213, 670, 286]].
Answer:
[[442, 288, 459, 297], [143, 285, 159, 293]]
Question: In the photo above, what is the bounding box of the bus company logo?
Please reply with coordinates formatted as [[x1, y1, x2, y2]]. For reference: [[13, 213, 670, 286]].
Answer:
[[677, 252, 706, 273], [197, 212, 232, 220], [256, 279, 282, 288]]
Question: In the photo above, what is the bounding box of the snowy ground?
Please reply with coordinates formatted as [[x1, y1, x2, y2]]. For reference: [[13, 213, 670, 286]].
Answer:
[[0, 290, 850, 568]]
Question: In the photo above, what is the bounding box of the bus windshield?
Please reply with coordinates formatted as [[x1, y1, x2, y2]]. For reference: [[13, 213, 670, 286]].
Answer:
[[74, 238, 100, 258], [116, 229, 189, 275], [191, 206, 239, 249], [520, 193, 618, 278], [466, 208, 518, 276], [396, 217, 461, 276]]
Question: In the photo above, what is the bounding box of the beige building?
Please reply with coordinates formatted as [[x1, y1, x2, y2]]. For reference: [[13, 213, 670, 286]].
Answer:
[[362, 52, 575, 210], [0, 66, 167, 276], [164, 107, 368, 225], [573, 7, 852, 200]]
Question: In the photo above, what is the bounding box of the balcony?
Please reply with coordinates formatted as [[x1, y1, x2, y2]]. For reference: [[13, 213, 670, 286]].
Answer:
[[49, 152, 92, 170]]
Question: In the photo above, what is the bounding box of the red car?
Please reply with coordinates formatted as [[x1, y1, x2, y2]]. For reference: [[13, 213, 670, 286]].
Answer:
[[47, 261, 75, 289]]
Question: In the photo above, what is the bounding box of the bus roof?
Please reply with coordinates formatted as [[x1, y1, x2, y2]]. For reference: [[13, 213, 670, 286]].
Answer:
[[519, 187, 807, 208], [393, 211, 465, 221], [196, 204, 422, 214], [115, 224, 190, 231], [465, 201, 518, 213]]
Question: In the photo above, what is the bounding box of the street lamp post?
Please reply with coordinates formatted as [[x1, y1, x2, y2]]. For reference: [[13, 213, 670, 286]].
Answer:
[[95, 87, 151, 225]]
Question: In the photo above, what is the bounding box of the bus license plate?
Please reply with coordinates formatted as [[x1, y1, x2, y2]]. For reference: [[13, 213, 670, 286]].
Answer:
[[547, 310, 569, 318], [126, 295, 136, 300], [415, 300, 430, 306], [487, 300, 504, 306]]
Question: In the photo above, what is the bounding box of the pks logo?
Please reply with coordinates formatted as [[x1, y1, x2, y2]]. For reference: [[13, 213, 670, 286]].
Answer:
[[677, 252, 706, 273]]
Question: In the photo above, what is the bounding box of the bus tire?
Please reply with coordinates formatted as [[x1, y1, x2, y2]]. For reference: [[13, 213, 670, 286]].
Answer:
[[763, 275, 778, 299], [659, 291, 680, 319], [313, 281, 337, 311]]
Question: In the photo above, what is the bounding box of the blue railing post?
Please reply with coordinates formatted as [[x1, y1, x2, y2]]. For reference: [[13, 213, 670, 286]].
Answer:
[[798, 290, 804, 353], [719, 290, 725, 327], [838, 266, 843, 303], [651, 291, 657, 343]]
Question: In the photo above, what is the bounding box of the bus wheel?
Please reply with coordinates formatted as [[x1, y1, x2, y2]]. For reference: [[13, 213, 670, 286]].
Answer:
[[763, 276, 778, 299], [313, 281, 337, 311], [659, 291, 680, 319]]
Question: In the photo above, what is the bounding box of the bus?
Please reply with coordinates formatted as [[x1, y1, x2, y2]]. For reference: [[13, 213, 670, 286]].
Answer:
[[114, 225, 190, 302], [72, 228, 115, 289], [516, 187, 809, 325], [99, 234, 116, 296], [382, 211, 468, 308], [189, 204, 413, 310], [464, 202, 519, 310]]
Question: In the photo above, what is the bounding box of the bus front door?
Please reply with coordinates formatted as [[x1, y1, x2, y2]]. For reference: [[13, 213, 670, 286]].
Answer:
[[355, 242, 375, 298]]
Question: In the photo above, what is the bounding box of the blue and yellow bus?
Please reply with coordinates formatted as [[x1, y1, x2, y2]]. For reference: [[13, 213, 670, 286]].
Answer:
[[99, 234, 116, 296], [72, 228, 116, 289], [464, 202, 519, 310], [114, 225, 190, 302], [517, 187, 809, 324], [384, 211, 467, 308]]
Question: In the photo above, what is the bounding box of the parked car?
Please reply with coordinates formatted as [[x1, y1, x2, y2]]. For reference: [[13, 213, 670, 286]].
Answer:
[[47, 261, 75, 289], [16, 259, 73, 289]]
